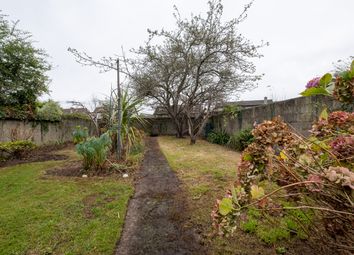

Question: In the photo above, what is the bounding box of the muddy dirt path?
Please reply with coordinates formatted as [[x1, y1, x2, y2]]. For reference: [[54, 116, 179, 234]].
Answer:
[[115, 137, 204, 255]]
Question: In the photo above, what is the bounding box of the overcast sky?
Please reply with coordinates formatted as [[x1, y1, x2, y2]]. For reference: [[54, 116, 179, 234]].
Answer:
[[2, 0, 354, 108]]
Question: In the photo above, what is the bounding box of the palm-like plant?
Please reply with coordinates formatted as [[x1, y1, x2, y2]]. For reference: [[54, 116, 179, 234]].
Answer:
[[102, 89, 145, 158]]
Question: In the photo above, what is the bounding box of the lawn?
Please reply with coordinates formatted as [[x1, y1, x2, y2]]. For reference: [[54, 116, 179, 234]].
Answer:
[[158, 135, 240, 205], [0, 148, 133, 255], [158, 136, 245, 252]]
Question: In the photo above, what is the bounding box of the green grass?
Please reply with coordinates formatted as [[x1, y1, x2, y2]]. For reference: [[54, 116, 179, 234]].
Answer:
[[240, 218, 258, 233], [158, 136, 239, 184], [190, 184, 210, 199], [0, 150, 133, 255], [158, 137, 240, 210], [256, 224, 290, 244]]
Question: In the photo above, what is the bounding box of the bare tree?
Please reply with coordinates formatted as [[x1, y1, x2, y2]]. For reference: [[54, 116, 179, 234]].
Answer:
[[130, 40, 190, 137], [67, 97, 102, 136], [131, 0, 267, 144]]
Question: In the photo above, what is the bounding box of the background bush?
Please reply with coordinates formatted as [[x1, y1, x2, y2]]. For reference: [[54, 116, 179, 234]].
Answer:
[[207, 130, 230, 145], [72, 126, 89, 144], [228, 128, 254, 151], [0, 140, 36, 160], [36, 100, 63, 121]]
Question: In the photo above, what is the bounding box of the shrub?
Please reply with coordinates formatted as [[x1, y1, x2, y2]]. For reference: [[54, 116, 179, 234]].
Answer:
[[72, 126, 89, 144], [76, 133, 111, 172], [207, 130, 230, 145], [333, 61, 354, 104], [0, 140, 36, 160], [0, 105, 36, 120], [301, 60, 354, 105], [213, 60, 354, 252], [228, 128, 254, 151], [36, 100, 63, 121], [212, 115, 353, 249]]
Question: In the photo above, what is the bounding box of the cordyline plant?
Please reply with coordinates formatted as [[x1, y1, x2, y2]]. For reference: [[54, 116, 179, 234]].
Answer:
[[212, 61, 354, 252], [101, 89, 145, 159]]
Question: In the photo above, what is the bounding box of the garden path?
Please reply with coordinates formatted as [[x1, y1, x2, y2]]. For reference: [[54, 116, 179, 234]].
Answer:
[[115, 137, 204, 255]]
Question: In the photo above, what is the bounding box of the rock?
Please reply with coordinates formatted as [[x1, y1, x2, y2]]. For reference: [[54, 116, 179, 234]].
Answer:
[[82, 174, 88, 178], [123, 173, 129, 178]]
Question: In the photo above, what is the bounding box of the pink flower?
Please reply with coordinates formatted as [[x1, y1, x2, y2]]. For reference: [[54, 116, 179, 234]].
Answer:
[[330, 135, 354, 160], [306, 77, 321, 88]]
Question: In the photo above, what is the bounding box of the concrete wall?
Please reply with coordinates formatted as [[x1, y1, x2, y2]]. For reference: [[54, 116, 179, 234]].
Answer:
[[0, 118, 94, 145], [212, 96, 342, 136], [140, 118, 178, 136]]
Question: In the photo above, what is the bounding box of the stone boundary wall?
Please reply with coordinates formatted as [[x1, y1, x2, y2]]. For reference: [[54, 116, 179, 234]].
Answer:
[[211, 95, 342, 136], [0, 118, 95, 145]]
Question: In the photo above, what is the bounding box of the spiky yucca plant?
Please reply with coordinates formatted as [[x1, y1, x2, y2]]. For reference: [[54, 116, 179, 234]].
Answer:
[[102, 89, 145, 158]]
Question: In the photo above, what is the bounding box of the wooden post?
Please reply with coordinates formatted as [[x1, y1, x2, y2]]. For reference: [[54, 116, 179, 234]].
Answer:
[[117, 59, 122, 160]]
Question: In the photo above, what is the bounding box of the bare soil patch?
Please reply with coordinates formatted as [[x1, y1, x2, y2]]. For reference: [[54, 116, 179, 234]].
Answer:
[[45, 160, 84, 177], [45, 157, 136, 177], [82, 193, 116, 219], [0, 142, 71, 168], [115, 137, 205, 255]]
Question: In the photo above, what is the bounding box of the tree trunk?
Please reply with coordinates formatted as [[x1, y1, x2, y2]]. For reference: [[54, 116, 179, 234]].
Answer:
[[94, 122, 100, 136], [187, 117, 197, 145], [176, 123, 184, 138], [173, 117, 185, 138], [190, 135, 196, 145], [187, 113, 211, 145], [176, 130, 184, 138]]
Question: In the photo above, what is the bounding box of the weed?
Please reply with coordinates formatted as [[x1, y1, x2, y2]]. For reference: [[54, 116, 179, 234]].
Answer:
[[191, 184, 210, 199], [256, 224, 290, 244], [240, 218, 258, 233]]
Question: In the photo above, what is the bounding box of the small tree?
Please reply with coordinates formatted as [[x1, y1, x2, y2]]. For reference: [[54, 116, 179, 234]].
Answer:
[[67, 97, 102, 136], [0, 13, 51, 109]]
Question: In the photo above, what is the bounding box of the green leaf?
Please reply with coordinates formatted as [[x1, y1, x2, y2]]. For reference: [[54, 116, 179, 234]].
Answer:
[[326, 82, 335, 94], [219, 197, 233, 216], [351, 60, 354, 76], [319, 108, 328, 120], [319, 73, 332, 87], [250, 185, 265, 200], [300, 87, 330, 97], [231, 186, 238, 204], [243, 153, 252, 161]]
